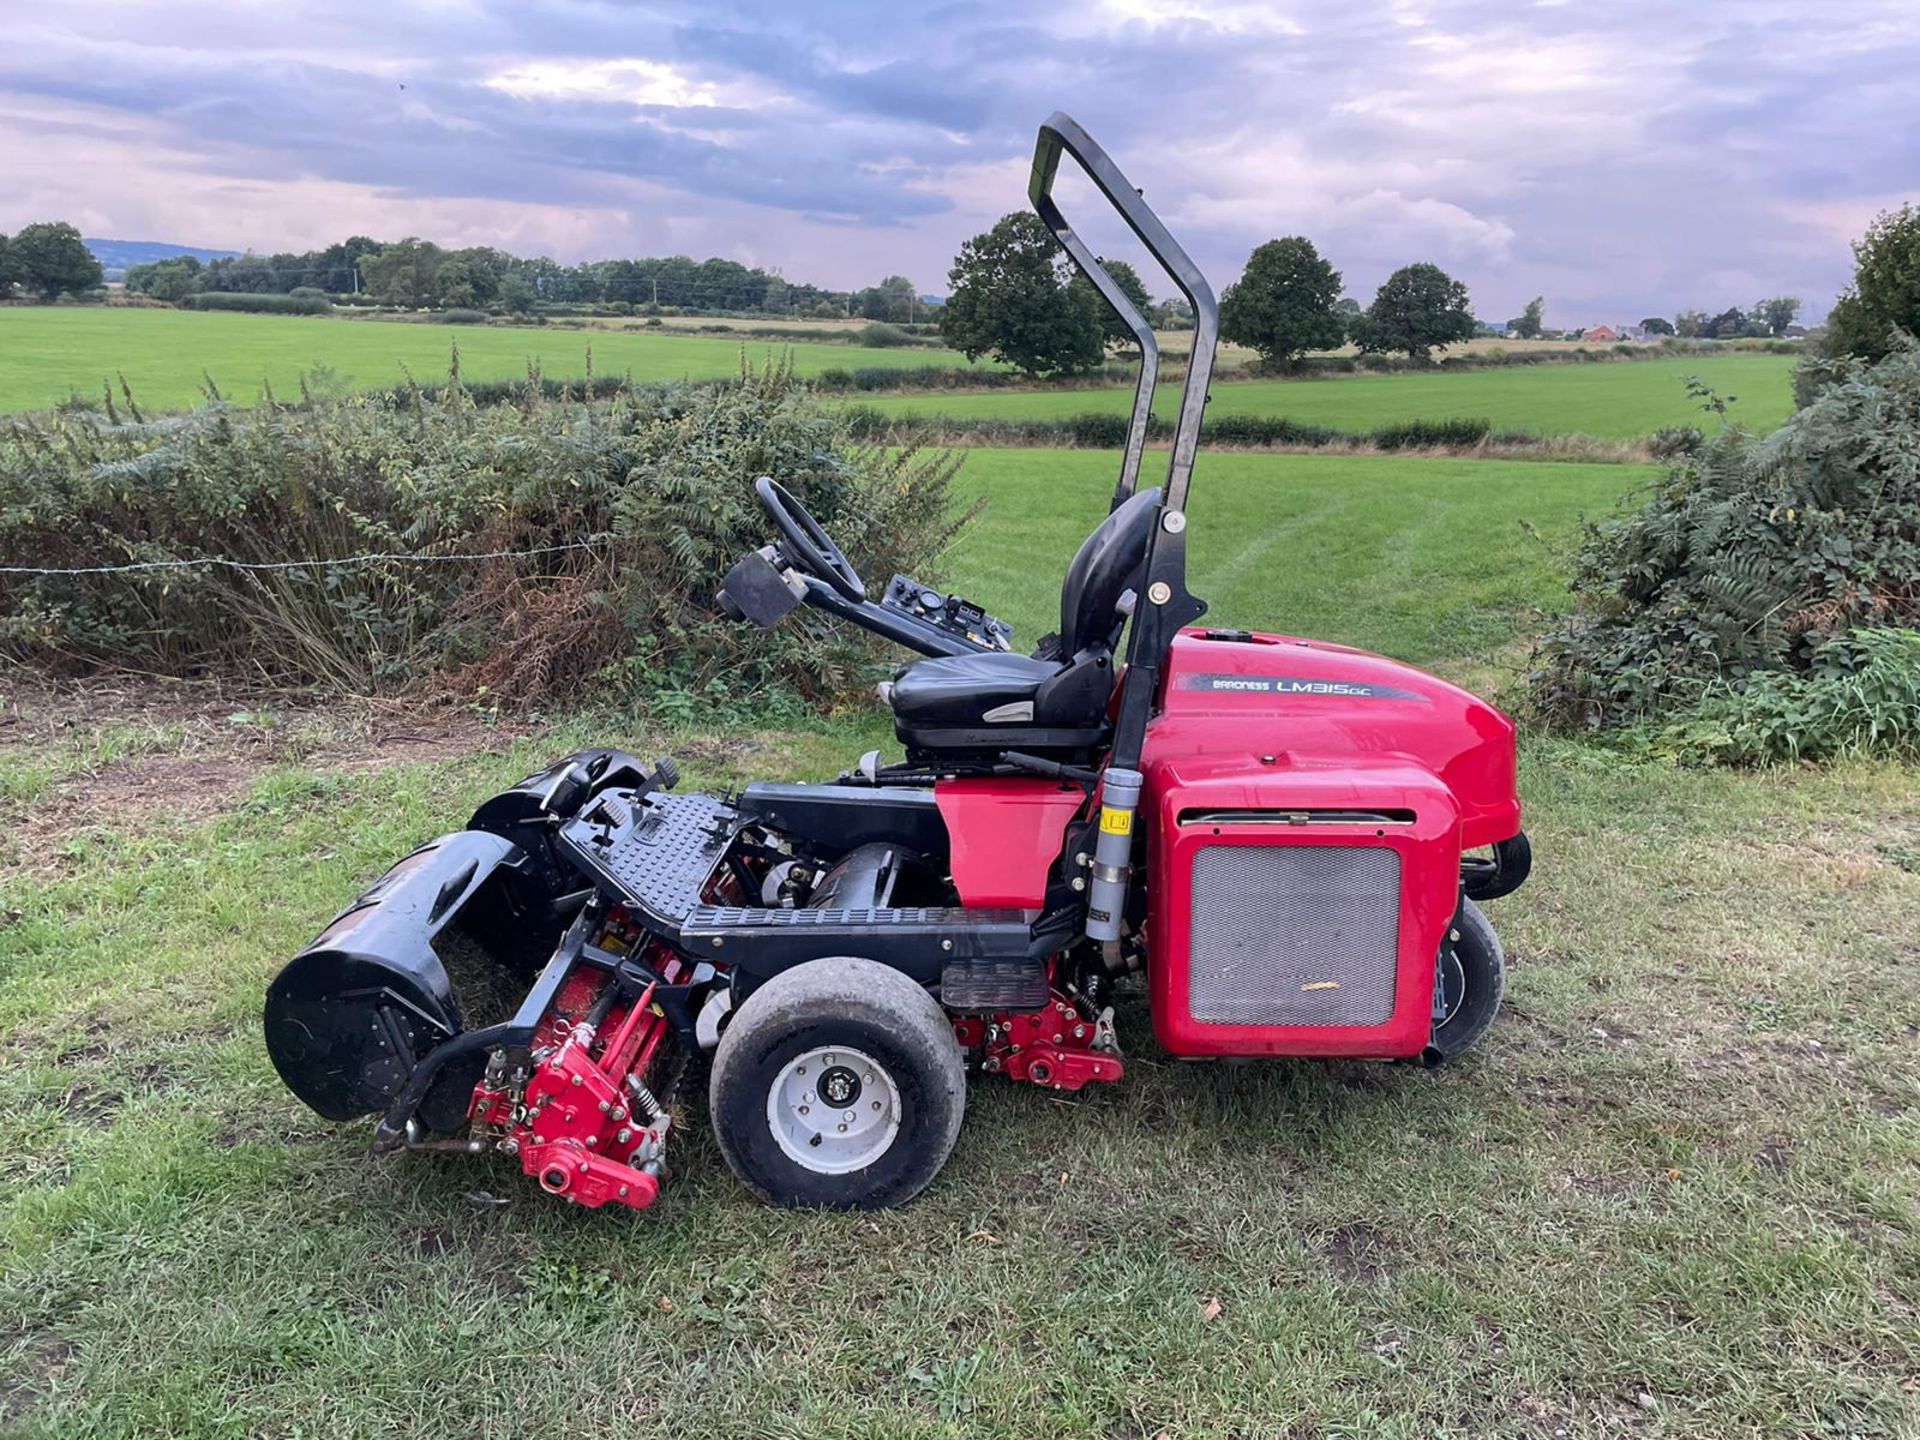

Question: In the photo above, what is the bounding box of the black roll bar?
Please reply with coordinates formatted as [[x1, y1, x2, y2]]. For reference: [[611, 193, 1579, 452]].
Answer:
[[1028, 111, 1215, 773], [1028, 111, 1219, 517]]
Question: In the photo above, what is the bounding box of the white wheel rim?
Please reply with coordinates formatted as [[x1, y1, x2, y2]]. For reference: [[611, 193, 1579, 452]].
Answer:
[[767, 1045, 901, 1175]]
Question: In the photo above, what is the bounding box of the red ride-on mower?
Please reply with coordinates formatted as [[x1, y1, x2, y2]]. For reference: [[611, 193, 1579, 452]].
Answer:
[[265, 113, 1531, 1212]]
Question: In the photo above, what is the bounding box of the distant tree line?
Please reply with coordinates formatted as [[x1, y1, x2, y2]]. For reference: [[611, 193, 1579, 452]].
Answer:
[[118, 234, 929, 321], [942, 216, 1489, 376], [0, 222, 105, 301]]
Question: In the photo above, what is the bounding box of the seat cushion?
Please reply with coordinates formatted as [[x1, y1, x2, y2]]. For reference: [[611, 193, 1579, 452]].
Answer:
[[889, 651, 1061, 728]]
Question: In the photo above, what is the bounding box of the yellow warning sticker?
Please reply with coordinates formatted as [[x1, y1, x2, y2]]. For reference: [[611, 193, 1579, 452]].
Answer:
[[1099, 807, 1133, 836]]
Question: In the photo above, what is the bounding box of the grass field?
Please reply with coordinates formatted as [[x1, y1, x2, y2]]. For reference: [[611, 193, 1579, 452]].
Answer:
[[3, 449, 1916, 1438], [939, 449, 1647, 664], [0, 307, 992, 417], [865, 353, 1799, 439]]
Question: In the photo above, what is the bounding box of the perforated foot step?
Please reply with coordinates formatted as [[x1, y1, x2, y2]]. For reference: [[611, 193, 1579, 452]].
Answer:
[[940, 956, 1049, 1013], [556, 789, 742, 927]]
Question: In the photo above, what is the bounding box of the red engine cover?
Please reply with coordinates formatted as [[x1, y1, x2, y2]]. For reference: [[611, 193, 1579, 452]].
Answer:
[[1139, 629, 1514, 1060], [1147, 629, 1520, 850]]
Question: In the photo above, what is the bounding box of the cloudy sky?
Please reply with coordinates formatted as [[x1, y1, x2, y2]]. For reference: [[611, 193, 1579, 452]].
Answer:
[[4, 1, 1917, 325]]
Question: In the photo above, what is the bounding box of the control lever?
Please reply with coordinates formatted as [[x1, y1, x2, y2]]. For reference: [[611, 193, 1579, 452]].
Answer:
[[999, 751, 1100, 787]]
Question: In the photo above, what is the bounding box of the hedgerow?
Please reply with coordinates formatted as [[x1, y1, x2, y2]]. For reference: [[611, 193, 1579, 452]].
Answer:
[[0, 360, 966, 706], [180, 291, 333, 316], [847, 408, 1495, 452], [1530, 344, 1920, 739]]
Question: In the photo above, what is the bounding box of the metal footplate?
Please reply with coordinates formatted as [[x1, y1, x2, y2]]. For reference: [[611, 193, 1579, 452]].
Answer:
[[556, 789, 743, 929], [681, 904, 1035, 988]]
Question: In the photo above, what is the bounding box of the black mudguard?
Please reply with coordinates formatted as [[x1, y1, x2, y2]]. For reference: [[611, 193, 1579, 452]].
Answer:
[[467, 749, 656, 892], [264, 831, 566, 1125]]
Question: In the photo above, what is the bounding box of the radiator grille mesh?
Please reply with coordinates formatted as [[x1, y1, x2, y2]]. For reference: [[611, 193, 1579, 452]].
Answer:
[[1187, 846, 1401, 1026]]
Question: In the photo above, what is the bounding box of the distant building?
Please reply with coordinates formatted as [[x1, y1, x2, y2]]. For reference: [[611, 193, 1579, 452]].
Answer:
[[1583, 325, 1621, 343]]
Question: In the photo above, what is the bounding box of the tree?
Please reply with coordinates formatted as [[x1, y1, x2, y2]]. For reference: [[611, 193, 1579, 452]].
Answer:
[[1750, 296, 1801, 337], [1674, 309, 1706, 338], [1698, 306, 1747, 340], [942, 212, 1105, 377], [9, 222, 103, 300], [359, 238, 446, 308], [1069, 256, 1154, 348], [1352, 262, 1475, 361], [0, 234, 19, 298], [1509, 296, 1544, 339], [132, 257, 205, 303], [1639, 316, 1675, 336], [499, 272, 538, 314], [1826, 205, 1920, 361], [1217, 236, 1345, 371], [879, 275, 918, 323]]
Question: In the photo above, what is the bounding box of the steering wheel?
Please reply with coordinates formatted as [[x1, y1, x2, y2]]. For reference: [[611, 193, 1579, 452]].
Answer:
[[755, 476, 865, 602]]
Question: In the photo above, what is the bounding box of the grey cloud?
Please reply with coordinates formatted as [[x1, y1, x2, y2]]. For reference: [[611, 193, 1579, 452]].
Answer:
[[1, 0, 1915, 316]]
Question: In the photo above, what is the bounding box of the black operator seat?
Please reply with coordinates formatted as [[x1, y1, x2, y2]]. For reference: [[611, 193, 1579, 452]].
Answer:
[[888, 487, 1163, 756]]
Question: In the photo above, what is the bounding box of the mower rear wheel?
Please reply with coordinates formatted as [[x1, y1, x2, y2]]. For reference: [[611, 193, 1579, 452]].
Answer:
[[711, 957, 965, 1209], [1426, 899, 1505, 1063]]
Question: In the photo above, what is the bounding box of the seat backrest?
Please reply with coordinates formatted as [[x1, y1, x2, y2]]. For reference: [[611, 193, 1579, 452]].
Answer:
[[1058, 486, 1162, 656]]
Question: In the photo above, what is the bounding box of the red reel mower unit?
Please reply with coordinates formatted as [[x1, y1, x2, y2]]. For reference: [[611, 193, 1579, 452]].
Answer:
[[264, 112, 1531, 1214]]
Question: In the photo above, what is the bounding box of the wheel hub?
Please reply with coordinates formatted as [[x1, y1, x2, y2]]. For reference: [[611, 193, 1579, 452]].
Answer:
[[767, 1046, 900, 1175]]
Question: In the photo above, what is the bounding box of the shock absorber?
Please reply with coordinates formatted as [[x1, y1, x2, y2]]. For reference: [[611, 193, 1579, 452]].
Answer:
[[1084, 766, 1142, 944]]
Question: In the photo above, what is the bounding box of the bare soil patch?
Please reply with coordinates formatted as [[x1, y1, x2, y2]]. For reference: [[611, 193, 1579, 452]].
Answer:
[[0, 670, 534, 866]]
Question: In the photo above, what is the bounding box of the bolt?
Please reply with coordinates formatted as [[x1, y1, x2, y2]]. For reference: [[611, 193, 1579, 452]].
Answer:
[[1073, 1025, 1086, 1039], [837, 1123, 847, 1133], [618, 1185, 630, 1198], [799, 1104, 810, 1116], [1071, 877, 1086, 891], [844, 1110, 856, 1123], [795, 1064, 807, 1075], [610, 1106, 626, 1122], [598, 1099, 610, 1113], [586, 1135, 598, 1147], [941, 939, 953, 952], [570, 1074, 583, 1087], [616, 1127, 632, 1144]]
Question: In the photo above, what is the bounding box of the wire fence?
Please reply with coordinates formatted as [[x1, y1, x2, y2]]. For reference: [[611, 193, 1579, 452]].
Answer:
[[0, 537, 615, 578]]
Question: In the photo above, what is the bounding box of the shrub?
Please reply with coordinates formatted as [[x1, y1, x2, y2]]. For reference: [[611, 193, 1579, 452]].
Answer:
[[439, 308, 489, 325], [181, 291, 332, 316], [0, 360, 967, 706], [1371, 417, 1491, 450], [1647, 425, 1703, 460], [1530, 344, 1920, 731], [854, 322, 920, 348], [1653, 628, 1920, 764]]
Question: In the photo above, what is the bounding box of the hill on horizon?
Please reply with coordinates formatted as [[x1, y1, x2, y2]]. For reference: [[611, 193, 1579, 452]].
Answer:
[[84, 238, 242, 280]]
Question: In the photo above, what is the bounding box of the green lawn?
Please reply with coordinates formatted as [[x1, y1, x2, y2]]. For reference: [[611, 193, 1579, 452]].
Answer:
[[941, 449, 1650, 664], [865, 353, 1799, 439], [0, 307, 992, 417], [3, 447, 1916, 1438]]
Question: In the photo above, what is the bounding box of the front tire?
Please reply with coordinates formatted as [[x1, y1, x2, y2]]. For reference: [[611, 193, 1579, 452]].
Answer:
[[710, 957, 966, 1209], [1426, 898, 1506, 1063]]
